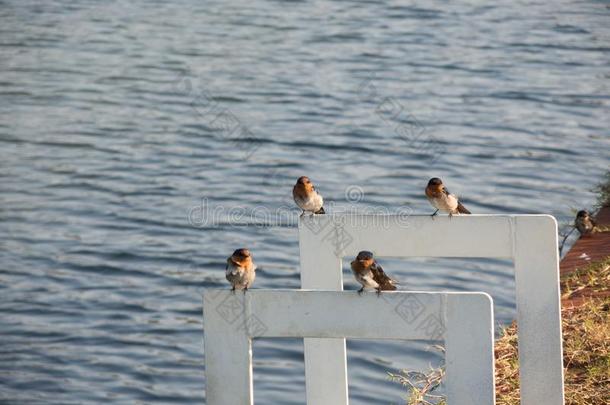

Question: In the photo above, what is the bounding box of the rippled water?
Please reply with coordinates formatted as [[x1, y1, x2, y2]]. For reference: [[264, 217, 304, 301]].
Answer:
[[1, 0, 609, 403]]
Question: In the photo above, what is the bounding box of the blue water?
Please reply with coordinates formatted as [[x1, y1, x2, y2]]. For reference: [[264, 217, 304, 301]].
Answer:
[[1, 0, 609, 403]]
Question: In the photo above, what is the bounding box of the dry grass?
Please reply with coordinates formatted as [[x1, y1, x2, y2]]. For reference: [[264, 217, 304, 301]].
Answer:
[[561, 299, 610, 405], [388, 367, 446, 405], [388, 346, 446, 405], [561, 256, 610, 300]]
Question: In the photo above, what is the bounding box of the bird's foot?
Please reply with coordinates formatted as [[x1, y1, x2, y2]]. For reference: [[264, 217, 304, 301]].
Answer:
[[449, 212, 453, 220], [430, 210, 439, 219], [231, 287, 236, 294], [376, 288, 382, 297], [357, 287, 364, 296]]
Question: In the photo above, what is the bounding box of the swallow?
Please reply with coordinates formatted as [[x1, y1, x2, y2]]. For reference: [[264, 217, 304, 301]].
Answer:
[[425, 177, 471, 217], [350, 251, 398, 295], [575, 210, 597, 236], [293, 176, 325, 215], [225, 248, 256, 292]]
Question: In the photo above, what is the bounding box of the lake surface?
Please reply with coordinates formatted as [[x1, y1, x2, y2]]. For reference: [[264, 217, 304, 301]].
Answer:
[[1, 0, 608, 403]]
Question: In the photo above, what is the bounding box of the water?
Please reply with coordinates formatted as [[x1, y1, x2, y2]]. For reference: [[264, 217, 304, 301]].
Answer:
[[1, 0, 609, 403]]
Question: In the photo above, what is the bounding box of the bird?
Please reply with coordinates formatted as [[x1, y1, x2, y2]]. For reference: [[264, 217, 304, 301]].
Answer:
[[425, 177, 471, 217], [574, 210, 596, 236], [350, 251, 398, 295], [225, 248, 256, 291], [293, 176, 325, 215]]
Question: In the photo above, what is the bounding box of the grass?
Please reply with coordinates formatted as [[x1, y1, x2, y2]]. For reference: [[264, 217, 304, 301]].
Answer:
[[561, 256, 610, 300], [390, 257, 610, 405]]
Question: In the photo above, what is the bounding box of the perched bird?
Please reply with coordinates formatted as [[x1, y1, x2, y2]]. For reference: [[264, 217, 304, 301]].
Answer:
[[225, 248, 256, 291], [425, 177, 471, 217], [293, 176, 325, 215], [575, 210, 596, 236], [350, 251, 398, 295]]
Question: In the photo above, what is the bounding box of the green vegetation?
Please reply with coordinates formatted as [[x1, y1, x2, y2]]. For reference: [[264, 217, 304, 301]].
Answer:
[[594, 169, 610, 208]]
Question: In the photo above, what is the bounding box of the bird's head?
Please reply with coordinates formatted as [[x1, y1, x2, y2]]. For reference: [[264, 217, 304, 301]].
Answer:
[[296, 176, 311, 185], [232, 248, 252, 263], [296, 176, 315, 191], [576, 210, 590, 219], [427, 177, 443, 186], [355, 251, 375, 266], [427, 177, 444, 192]]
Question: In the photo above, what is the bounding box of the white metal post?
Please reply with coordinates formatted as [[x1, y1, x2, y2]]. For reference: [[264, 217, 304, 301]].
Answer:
[[298, 219, 348, 405], [298, 214, 564, 405], [203, 290, 495, 405], [513, 216, 564, 405], [445, 293, 496, 404], [203, 291, 253, 405]]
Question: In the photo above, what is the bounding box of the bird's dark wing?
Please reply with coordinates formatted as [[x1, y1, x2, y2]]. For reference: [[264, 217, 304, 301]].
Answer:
[[370, 262, 398, 291], [457, 201, 471, 214]]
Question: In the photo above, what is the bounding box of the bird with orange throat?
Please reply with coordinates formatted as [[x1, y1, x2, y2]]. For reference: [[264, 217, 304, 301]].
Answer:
[[350, 251, 398, 295], [425, 177, 471, 217], [225, 248, 256, 292], [292, 176, 325, 216]]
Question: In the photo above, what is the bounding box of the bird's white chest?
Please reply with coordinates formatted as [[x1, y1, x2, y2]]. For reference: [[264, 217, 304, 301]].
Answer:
[[295, 193, 323, 211], [353, 268, 379, 288], [428, 193, 458, 212]]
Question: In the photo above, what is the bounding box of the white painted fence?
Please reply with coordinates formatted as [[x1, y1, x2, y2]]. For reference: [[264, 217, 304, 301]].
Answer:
[[203, 290, 495, 405], [299, 214, 564, 405]]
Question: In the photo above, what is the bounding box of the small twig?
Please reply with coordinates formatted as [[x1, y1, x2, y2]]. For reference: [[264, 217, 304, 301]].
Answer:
[[559, 226, 576, 255]]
